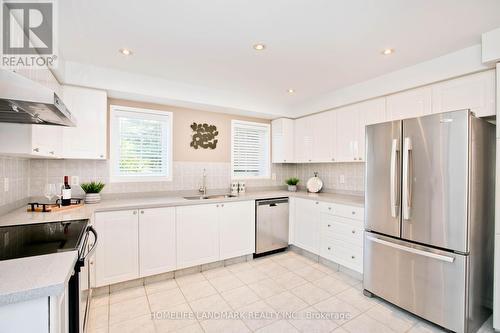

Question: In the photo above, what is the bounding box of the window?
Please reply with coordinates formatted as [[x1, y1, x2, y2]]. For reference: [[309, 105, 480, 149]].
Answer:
[[231, 120, 270, 179], [110, 105, 172, 182]]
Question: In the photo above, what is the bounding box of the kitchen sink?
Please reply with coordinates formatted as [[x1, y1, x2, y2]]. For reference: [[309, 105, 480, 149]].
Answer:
[[183, 194, 238, 200]]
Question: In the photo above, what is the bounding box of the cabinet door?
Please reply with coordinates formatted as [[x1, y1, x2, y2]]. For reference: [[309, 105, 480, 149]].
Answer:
[[293, 198, 320, 254], [272, 118, 294, 163], [335, 106, 357, 162], [139, 207, 176, 277], [431, 70, 495, 117], [219, 201, 255, 259], [386, 87, 432, 121], [294, 117, 313, 163], [176, 204, 219, 269], [62, 86, 107, 159], [95, 210, 139, 287], [311, 111, 335, 162], [356, 98, 386, 161], [31, 125, 62, 158]]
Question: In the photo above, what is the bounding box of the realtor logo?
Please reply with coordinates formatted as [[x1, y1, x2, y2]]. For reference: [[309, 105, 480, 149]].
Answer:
[[1, 0, 57, 68]]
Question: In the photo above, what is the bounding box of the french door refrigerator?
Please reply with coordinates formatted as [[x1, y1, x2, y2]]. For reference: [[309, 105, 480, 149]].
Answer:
[[364, 109, 495, 333]]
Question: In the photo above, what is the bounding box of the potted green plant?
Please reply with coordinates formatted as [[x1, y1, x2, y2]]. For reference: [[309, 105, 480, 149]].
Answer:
[[285, 177, 299, 192], [80, 181, 105, 204]]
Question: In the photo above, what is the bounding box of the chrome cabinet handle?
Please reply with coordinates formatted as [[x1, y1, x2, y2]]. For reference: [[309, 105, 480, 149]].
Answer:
[[315, 201, 319, 205], [328, 207, 332, 210], [367, 236, 455, 263], [351, 211, 355, 215], [351, 255, 355, 259], [140, 210, 144, 214], [351, 230, 355, 234], [402, 137, 413, 220], [49, 151, 55, 155], [327, 224, 331, 227], [33, 148, 40, 152], [99, 154, 104, 158], [133, 211, 137, 215], [216, 204, 219, 208], [390, 139, 400, 218], [327, 247, 331, 250], [221, 204, 224, 208], [354, 157, 357, 161]]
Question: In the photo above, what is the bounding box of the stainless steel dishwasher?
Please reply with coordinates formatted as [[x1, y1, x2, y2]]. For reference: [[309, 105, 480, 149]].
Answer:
[[255, 198, 289, 255]]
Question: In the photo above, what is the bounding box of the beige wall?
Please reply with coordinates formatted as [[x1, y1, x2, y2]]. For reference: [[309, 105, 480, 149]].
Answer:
[[108, 98, 270, 163]]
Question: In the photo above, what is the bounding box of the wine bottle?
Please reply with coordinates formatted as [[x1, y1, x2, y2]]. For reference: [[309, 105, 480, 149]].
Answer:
[[62, 176, 72, 206]]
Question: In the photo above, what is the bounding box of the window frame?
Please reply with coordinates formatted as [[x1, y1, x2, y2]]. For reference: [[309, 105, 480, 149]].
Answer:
[[109, 105, 173, 183], [231, 119, 271, 180]]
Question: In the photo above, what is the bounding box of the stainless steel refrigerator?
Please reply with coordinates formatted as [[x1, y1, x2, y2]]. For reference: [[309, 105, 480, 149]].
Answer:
[[363, 109, 495, 333]]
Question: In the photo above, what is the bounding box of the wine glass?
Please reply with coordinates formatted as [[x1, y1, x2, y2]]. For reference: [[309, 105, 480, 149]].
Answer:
[[55, 183, 63, 206], [44, 184, 56, 203]]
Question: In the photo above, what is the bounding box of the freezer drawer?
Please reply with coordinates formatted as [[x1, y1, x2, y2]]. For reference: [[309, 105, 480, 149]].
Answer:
[[363, 232, 467, 333]]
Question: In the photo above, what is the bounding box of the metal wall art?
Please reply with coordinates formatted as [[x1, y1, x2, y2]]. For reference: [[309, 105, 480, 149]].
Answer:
[[190, 122, 219, 149]]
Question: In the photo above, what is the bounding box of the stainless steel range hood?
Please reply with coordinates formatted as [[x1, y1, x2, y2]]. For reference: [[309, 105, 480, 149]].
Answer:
[[0, 69, 76, 126]]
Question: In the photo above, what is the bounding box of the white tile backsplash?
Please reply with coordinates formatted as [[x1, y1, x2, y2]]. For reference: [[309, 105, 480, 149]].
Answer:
[[0, 156, 364, 212], [0, 156, 30, 213]]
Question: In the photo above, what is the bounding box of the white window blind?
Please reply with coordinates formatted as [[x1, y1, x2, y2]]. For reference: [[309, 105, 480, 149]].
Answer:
[[110, 106, 172, 182], [231, 120, 270, 178]]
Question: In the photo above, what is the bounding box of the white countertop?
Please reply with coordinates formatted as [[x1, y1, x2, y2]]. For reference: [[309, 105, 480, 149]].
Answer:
[[0, 190, 364, 227], [0, 251, 78, 306], [0, 190, 363, 306]]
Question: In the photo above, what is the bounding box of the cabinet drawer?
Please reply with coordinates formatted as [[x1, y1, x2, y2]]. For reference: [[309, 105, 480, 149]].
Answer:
[[333, 204, 364, 221], [321, 218, 363, 246], [321, 238, 363, 272]]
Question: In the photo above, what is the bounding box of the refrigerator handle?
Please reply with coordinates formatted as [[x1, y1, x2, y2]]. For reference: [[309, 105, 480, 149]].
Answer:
[[366, 236, 455, 263], [390, 139, 399, 218], [402, 137, 413, 220]]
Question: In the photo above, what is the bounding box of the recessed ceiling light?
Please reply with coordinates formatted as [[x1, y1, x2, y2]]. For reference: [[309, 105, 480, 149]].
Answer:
[[119, 48, 133, 56], [253, 43, 266, 51], [382, 48, 394, 55], [287, 89, 295, 94]]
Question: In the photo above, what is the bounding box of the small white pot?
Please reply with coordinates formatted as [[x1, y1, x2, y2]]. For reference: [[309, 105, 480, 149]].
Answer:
[[85, 193, 101, 204], [288, 185, 297, 192]]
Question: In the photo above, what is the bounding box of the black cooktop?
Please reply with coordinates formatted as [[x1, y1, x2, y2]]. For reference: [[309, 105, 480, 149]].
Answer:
[[0, 219, 88, 261]]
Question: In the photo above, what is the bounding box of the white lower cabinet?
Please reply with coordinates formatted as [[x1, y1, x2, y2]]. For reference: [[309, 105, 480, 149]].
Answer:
[[219, 201, 255, 260], [293, 198, 320, 254], [176, 204, 220, 269], [139, 207, 176, 277], [292, 198, 364, 274], [95, 210, 139, 287], [176, 201, 255, 268]]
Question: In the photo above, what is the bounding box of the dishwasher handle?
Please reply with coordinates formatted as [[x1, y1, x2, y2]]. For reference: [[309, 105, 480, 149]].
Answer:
[[256, 198, 288, 206]]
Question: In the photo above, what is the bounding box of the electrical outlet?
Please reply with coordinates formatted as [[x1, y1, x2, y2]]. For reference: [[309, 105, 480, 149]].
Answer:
[[271, 173, 277, 181], [4, 178, 8, 192], [71, 176, 79, 186], [339, 175, 345, 184]]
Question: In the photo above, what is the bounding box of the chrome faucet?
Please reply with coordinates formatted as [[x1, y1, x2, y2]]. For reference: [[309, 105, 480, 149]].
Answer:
[[199, 168, 207, 195]]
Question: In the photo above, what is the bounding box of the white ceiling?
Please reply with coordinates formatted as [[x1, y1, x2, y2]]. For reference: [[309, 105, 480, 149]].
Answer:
[[58, 0, 500, 117]]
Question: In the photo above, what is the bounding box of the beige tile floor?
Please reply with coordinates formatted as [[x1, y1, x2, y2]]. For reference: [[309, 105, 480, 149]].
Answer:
[[87, 251, 495, 333]]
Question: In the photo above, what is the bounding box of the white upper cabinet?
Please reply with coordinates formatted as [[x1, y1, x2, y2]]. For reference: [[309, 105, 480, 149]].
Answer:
[[311, 111, 336, 162], [335, 105, 358, 162], [0, 123, 62, 158], [62, 85, 107, 159], [294, 117, 313, 163], [138, 207, 176, 277], [386, 86, 432, 121], [356, 98, 386, 161], [219, 201, 255, 260], [431, 70, 495, 117], [271, 118, 294, 163]]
